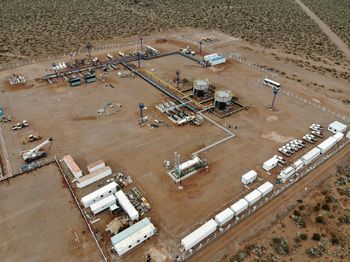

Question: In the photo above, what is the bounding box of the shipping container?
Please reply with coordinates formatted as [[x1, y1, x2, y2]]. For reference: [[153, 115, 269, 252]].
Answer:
[[241, 170, 257, 185], [316, 137, 337, 153], [76, 166, 112, 188], [214, 208, 234, 226], [257, 182, 274, 197], [244, 190, 262, 206], [63, 155, 82, 180], [230, 199, 249, 216], [301, 147, 322, 165], [333, 132, 344, 142], [263, 157, 279, 171], [87, 160, 106, 173], [90, 194, 116, 215], [81, 181, 118, 208], [181, 219, 218, 251], [115, 190, 139, 221]]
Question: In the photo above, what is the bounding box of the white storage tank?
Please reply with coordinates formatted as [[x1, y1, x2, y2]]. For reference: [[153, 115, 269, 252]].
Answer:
[[263, 157, 279, 171], [214, 90, 232, 110], [241, 170, 258, 185], [244, 189, 262, 206], [230, 199, 249, 216], [316, 137, 337, 153], [181, 219, 218, 251], [90, 194, 116, 215], [257, 182, 274, 197], [333, 132, 344, 142], [87, 160, 106, 173], [214, 208, 234, 226], [193, 79, 209, 98], [81, 181, 118, 208], [301, 147, 322, 165], [76, 166, 112, 188], [115, 190, 139, 221]]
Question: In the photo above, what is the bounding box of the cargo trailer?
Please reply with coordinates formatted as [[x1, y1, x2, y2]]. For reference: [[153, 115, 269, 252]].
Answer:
[[279, 166, 295, 182], [333, 132, 344, 142], [241, 170, 257, 185], [90, 194, 116, 215], [230, 199, 249, 216], [244, 190, 262, 206], [76, 166, 112, 188], [301, 147, 322, 165], [263, 157, 279, 171], [292, 159, 304, 172], [214, 208, 234, 226], [257, 182, 274, 197], [316, 136, 337, 153], [115, 190, 139, 221], [81, 181, 118, 208], [181, 219, 218, 251]]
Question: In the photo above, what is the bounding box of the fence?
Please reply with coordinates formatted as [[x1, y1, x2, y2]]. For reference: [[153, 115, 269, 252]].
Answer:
[[178, 139, 350, 261]]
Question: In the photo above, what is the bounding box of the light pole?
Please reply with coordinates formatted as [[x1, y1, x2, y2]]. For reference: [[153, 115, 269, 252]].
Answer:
[[199, 40, 203, 55], [140, 37, 143, 52], [137, 51, 141, 68], [270, 85, 280, 110], [176, 70, 180, 89], [86, 43, 92, 60], [139, 103, 144, 124]]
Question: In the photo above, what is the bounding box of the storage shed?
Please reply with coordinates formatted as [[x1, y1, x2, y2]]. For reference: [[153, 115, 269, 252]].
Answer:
[[181, 219, 217, 251], [241, 170, 258, 185], [90, 194, 116, 215], [244, 190, 262, 206], [76, 166, 112, 188], [111, 217, 156, 256], [81, 181, 118, 208], [328, 121, 347, 134], [115, 190, 139, 221], [214, 208, 234, 226], [230, 199, 249, 216], [257, 182, 274, 197], [263, 157, 279, 171]]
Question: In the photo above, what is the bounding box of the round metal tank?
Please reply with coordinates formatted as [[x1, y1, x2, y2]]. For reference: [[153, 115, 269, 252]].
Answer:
[[214, 90, 232, 110], [193, 79, 209, 98]]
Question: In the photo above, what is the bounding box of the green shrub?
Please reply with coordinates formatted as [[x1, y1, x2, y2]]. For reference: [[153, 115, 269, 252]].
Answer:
[[315, 216, 325, 223], [312, 233, 321, 241]]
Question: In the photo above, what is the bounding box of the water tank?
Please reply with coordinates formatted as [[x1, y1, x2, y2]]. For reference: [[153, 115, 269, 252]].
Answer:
[[193, 79, 209, 98], [214, 90, 232, 110]]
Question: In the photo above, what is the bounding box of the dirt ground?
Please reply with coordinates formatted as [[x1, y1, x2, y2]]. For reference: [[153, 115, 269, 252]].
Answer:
[[0, 31, 349, 261], [0, 164, 102, 262]]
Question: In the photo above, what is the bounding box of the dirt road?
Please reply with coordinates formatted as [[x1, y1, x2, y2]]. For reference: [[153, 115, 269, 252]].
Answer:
[[295, 0, 350, 60], [188, 144, 350, 261]]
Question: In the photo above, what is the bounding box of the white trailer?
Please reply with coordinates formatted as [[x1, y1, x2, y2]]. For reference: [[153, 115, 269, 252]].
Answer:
[[346, 131, 350, 140], [81, 182, 118, 208], [181, 219, 218, 251], [90, 194, 116, 215], [328, 121, 347, 134], [301, 147, 322, 165], [257, 181, 274, 197], [316, 137, 337, 153], [230, 199, 249, 216], [87, 160, 106, 173], [63, 155, 82, 179], [333, 132, 344, 142], [279, 166, 295, 182], [214, 208, 234, 226], [263, 157, 279, 171], [115, 190, 139, 221], [111, 217, 156, 256], [241, 170, 257, 185], [292, 159, 304, 172], [244, 189, 262, 206], [76, 166, 112, 188]]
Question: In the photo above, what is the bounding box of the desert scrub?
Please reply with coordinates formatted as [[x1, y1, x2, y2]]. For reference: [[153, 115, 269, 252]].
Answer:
[[230, 249, 249, 262], [270, 236, 289, 255]]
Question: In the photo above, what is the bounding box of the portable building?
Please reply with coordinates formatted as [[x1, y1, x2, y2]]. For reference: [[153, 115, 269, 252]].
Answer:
[[263, 157, 279, 171], [230, 199, 249, 216], [63, 155, 82, 180], [90, 194, 116, 215], [257, 182, 274, 197], [301, 147, 322, 165], [76, 166, 112, 188], [346, 131, 350, 140], [181, 219, 217, 251], [279, 166, 295, 181], [333, 132, 344, 142], [203, 53, 226, 66], [204, 53, 219, 61], [241, 170, 258, 185], [316, 137, 337, 154], [328, 121, 347, 134], [81, 182, 118, 208], [115, 190, 139, 221], [87, 160, 106, 174], [244, 190, 262, 206], [292, 159, 304, 172], [214, 208, 234, 226], [111, 217, 156, 256]]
